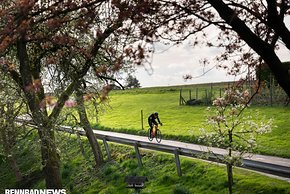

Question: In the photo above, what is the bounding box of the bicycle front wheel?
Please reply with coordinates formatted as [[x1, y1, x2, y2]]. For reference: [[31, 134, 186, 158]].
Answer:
[[155, 129, 162, 143]]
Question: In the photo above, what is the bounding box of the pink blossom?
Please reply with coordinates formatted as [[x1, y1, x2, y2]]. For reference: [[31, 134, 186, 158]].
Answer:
[[65, 99, 76, 108]]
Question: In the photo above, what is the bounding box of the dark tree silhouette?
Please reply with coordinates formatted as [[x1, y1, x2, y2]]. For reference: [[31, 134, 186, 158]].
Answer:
[[125, 75, 141, 89], [256, 61, 290, 87]]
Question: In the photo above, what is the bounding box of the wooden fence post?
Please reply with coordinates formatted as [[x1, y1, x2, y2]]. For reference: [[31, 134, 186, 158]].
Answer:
[[210, 83, 213, 101], [174, 149, 182, 176], [135, 143, 143, 168], [179, 89, 182, 105], [179, 89, 186, 105], [102, 137, 111, 161], [205, 89, 208, 105], [141, 110, 144, 130]]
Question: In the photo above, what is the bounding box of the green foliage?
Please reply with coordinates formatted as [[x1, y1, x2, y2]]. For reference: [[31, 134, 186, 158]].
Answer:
[[0, 131, 42, 191], [256, 61, 290, 85], [173, 185, 190, 194], [125, 75, 141, 89], [159, 174, 177, 185]]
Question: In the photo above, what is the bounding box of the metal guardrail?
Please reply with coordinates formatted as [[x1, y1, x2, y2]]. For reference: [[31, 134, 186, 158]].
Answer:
[[16, 118, 290, 178]]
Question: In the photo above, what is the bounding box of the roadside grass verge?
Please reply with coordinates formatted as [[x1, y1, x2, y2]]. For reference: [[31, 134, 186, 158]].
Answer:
[[1, 131, 290, 193]]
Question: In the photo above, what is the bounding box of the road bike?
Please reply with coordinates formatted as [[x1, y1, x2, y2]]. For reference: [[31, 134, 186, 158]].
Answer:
[[148, 125, 162, 143]]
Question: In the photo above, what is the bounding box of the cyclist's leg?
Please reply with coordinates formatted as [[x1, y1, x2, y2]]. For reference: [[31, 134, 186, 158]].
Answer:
[[151, 125, 155, 137], [148, 127, 153, 141]]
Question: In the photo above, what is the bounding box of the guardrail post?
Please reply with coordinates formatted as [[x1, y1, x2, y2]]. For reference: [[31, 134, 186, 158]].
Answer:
[[76, 132, 86, 157], [174, 149, 182, 176], [134, 143, 142, 168], [102, 137, 111, 161]]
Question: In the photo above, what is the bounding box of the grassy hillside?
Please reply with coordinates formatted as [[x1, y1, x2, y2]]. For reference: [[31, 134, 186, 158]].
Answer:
[[88, 86, 290, 158], [1, 132, 290, 193]]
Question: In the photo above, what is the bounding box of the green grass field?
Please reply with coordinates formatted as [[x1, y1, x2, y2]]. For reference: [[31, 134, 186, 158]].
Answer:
[[1, 132, 290, 193], [88, 87, 290, 158], [1, 84, 290, 192]]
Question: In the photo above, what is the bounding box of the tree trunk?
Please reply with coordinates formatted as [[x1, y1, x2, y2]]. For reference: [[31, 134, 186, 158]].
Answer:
[[227, 129, 233, 194], [209, 0, 290, 98], [16, 38, 63, 188], [227, 164, 233, 194], [0, 126, 23, 182], [37, 124, 62, 188], [75, 89, 104, 167]]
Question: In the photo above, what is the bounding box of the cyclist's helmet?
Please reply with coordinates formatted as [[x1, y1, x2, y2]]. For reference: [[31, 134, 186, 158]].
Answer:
[[154, 112, 158, 116]]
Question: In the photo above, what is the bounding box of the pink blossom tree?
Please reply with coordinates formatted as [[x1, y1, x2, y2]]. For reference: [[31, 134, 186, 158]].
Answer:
[[199, 86, 273, 194]]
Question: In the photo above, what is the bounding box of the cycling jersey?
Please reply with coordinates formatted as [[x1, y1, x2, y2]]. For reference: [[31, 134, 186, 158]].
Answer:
[[148, 113, 162, 128]]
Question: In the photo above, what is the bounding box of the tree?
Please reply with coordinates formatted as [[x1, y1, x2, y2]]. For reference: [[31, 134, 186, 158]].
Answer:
[[0, 72, 24, 182], [256, 61, 290, 87], [125, 75, 141, 89], [0, 0, 158, 188], [140, 0, 290, 98], [75, 82, 104, 167], [199, 86, 273, 194]]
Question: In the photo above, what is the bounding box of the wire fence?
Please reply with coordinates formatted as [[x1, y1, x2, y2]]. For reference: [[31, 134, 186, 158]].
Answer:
[[179, 81, 289, 106]]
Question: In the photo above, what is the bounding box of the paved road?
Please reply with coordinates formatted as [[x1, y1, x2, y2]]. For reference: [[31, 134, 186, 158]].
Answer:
[[92, 129, 290, 182]]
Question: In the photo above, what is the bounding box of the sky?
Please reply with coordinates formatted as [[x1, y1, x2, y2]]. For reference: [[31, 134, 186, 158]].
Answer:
[[135, 41, 236, 88], [134, 20, 290, 88], [135, 40, 290, 88]]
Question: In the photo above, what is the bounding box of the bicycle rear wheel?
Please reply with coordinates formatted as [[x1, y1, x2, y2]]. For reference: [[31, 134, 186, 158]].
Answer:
[[148, 128, 153, 141], [155, 129, 162, 143]]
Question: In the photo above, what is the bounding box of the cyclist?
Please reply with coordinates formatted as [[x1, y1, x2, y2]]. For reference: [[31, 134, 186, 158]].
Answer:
[[148, 112, 162, 137]]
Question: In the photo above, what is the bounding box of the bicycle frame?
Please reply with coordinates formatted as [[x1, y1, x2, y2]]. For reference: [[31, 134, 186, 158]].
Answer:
[[152, 125, 158, 136], [148, 125, 162, 143]]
